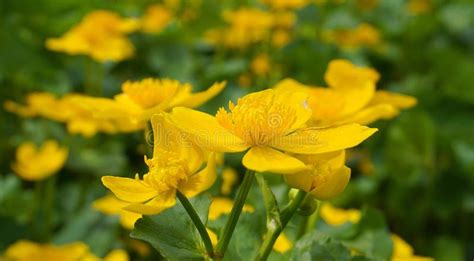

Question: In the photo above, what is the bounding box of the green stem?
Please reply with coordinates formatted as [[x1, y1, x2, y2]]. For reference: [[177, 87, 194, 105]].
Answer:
[[256, 190, 307, 261], [176, 191, 214, 258], [215, 169, 255, 258]]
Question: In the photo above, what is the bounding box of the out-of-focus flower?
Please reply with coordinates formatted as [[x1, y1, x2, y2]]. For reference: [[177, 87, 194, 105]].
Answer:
[[102, 114, 217, 215], [274, 59, 417, 127], [208, 197, 255, 220], [251, 54, 271, 76], [272, 29, 292, 47], [221, 167, 238, 196], [78, 78, 225, 129], [12, 140, 68, 181], [46, 10, 139, 62], [207, 228, 219, 246], [320, 204, 361, 226], [238, 74, 253, 88], [169, 89, 377, 174], [322, 23, 381, 49], [285, 151, 351, 200], [356, 0, 378, 11], [141, 4, 173, 34], [262, 0, 311, 10], [1, 240, 129, 261], [273, 233, 293, 253], [391, 234, 434, 261], [93, 194, 142, 230], [407, 0, 431, 15]]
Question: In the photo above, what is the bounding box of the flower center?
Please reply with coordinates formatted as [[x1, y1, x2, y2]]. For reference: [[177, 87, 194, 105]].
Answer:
[[143, 152, 189, 193], [216, 91, 298, 146]]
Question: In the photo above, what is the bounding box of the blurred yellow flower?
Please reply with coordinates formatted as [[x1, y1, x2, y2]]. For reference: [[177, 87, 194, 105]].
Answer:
[[77, 78, 225, 128], [46, 10, 139, 62], [356, 0, 379, 11], [320, 204, 361, 226], [221, 167, 238, 196], [273, 233, 293, 253], [285, 150, 350, 200], [208, 197, 255, 220], [391, 234, 434, 261], [262, 0, 310, 10], [251, 54, 271, 76], [169, 89, 377, 174], [207, 228, 219, 246], [407, 0, 431, 15], [102, 114, 217, 215], [141, 4, 173, 34], [12, 140, 68, 181], [92, 194, 142, 230], [274, 59, 417, 127], [323, 23, 381, 49]]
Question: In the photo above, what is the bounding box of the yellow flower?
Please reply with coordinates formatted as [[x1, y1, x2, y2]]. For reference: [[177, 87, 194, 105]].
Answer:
[[272, 29, 292, 47], [168, 89, 377, 174], [12, 140, 68, 181], [78, 78, 225, 129], [221, 167, 238, 196], [320, 204, 361, 226], [285, 151, 350, 200], [262, 0, 311, 10], [1, 240, 91, 261], [391, 234, 434, 261], [208, 197, 255, 220], [92, 194, 142, 230], [102, 114, 217, 215], [207, 228, 219, 246], [274, 59, 417, 127], [322, 23, 381, 49], [273, 233, 293, 253], [102, 249, 130, 261], [46, 10, 139, 62], [407, 0, 431, 15], [251, 54, 271, 76], [141, 4, 173, 34]]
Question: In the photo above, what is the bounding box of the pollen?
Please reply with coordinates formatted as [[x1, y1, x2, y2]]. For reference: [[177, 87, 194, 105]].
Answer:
[[143, 152, 189, 193]]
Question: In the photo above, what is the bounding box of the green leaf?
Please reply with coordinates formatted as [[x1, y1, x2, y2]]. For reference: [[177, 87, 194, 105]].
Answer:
[[130, 194, 211, 260], [291, 232, 352, 261]]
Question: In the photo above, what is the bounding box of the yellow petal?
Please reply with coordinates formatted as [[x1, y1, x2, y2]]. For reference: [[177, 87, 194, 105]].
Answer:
[[339, 104, 399, 125], [124, 191, 176, 215], [270, 124, 377, 154], [119, 210, 142, 230], [324, 59, 380, 89], [177, 81, 226, 108], [104, 249, 130, 261], [208, 197, 254, 221], [242, 146, 308, 174], [207, 228, 218, 246], [101, 176, 158, 203], [179, 153, 217, 198], [370, 90, 417, 109], [273, 78, 313, 93], [320, 204, 361, 226], [310, 166, 351, 200], [92, 194, 129, 215], [169, 107, 248, 152], [273, 233, 293, 254]]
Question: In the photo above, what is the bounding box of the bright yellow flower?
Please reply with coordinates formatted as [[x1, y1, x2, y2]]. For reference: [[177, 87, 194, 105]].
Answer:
[[391, 234, 434, 261], [285, 150, 350, 199], [78, 78, 225, 129], [141, 4, 173, 34], [169, 89, 377, 174], [262, 0, 311, 10], [322, 23, 381, 49], [274, 59, 417, 127], [221, 167, 238, 196], [208, 197, 255, 220], [102, 114, 217, 215], [92, 194, 142, 230], [320, 204, 361, 226], [251, 54, 271, 76], [2, 241, 91, 261], [273, 233, 293, 253], [407, 0, 431, 15], [46, 10, 139, 62], [12, 140, 68, 181]]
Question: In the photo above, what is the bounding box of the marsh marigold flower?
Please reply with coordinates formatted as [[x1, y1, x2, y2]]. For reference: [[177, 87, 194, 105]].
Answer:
[[46, 10, 139, 62], [141, 4, 173, 34], [102, 114, 217, 215], [391, 234, 433, 261], [78, 78, 225, 129], [93, 194, 142, 230], [273, 233, 293, 253], [320, 204, 361, 226], [322, 23, 381, 49], [220, 167, 238, 195], [168, 89, 377, 174], [251, 54, 271, 76], [12, 140, 68, 181], [274, 59, 417, 127], [208, 197, 255, 220]]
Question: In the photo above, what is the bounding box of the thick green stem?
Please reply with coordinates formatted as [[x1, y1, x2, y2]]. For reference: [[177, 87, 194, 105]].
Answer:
[[215, 169, 255, 258], [176, 191, 214, 258], [256, 190, 307, 260]]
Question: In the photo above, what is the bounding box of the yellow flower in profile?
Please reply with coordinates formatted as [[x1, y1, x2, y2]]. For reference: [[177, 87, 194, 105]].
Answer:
[[78, 78, 225, 129], [169, 89, 377, 174], [320, 204, 361, 226], [102, 114, 217, 215], [251, 54, 271, 76], [221, 167, 238, 196], [322, 23, 381, 49], [92, 194, 142, 230], [12, 140, 68, 181], [391, 234, 434, 261], [262, 0, 310, 10], [208, 197, 255, 220], [273, 233, 293, 253], [274, 59, 417, 127], [2, 241, 90, 261], [141, 4, 173, 34], [285, 151, 350, 200], [46, 10, 139, 62]]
